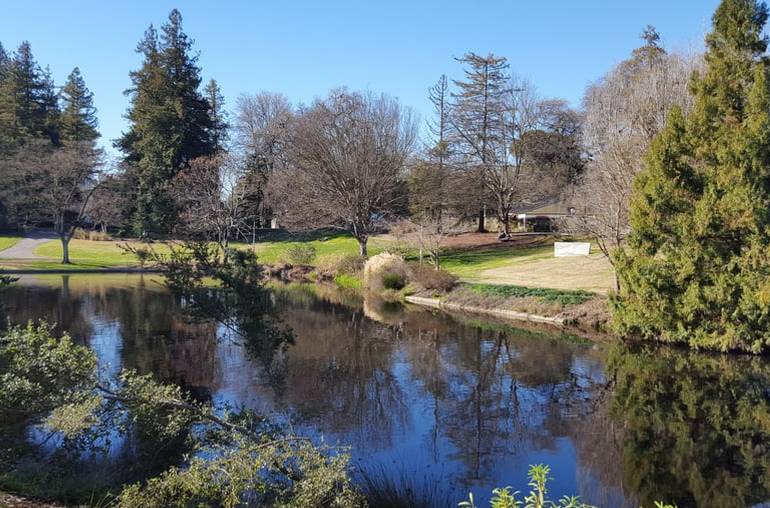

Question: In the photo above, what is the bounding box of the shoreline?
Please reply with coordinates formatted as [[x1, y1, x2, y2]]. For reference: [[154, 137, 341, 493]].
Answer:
[[404, 295, 566, 326]]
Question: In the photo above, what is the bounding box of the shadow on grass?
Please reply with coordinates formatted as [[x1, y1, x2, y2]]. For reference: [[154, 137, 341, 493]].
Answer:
[[248, 228, 352, 244]]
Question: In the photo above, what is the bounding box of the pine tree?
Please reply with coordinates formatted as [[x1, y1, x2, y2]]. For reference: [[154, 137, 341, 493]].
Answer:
[[450, 53, 509, 232], [59, 67, 99, 143], [0, 42, 9, 80], [204, 78, 228, 152], [116, 9, 217, 235], [613, 0, 770, 352], [0, 42, 59, 149]]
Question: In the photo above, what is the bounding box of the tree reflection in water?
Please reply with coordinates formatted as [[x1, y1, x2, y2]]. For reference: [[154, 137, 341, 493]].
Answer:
[[608, 344, 770, 508], [5, 276, 770, 506]]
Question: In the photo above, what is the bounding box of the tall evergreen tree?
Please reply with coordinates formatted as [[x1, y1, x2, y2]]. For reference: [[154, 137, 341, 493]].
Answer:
[[59, 67, 99, 143], [0, 43, 9, 80], [116, 9, 217, 235], [204, 78, 228, 152], [613, 0, 770, 352], [450, 53, 509, 232], [0, 42, 59, 150]]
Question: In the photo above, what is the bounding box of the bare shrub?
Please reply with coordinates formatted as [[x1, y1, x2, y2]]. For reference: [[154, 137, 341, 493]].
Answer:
[[363, 253, 407, 292], [282, 244, 316, 265], [407, 262, 457, 292], [315, 253, 365, 278]]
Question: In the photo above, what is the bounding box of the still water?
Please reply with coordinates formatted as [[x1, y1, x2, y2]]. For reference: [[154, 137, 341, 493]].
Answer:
[[2, 274, 770, 508]]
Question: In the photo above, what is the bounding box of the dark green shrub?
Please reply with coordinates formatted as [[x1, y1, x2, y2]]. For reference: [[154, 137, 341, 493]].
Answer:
[[382, 273, 405, 290]]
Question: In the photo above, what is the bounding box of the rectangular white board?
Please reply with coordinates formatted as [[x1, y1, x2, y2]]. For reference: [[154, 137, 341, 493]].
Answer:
[[554, 242, 591, 257]]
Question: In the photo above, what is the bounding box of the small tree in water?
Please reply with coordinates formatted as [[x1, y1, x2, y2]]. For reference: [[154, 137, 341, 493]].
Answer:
[[613, 0, 770, 352]]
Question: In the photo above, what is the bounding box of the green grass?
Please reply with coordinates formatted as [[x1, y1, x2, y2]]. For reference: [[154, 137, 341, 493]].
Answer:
[[334, 273, 363, 290], [31, 239, 172, 268], [440, 245, 552, 279], [0, 235, 21, 252], [463, 282, 595, 306], [234, 233, 388, 265]]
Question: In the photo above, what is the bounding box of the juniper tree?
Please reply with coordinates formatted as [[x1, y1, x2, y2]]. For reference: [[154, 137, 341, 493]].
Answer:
[[613, 0, 770, 352]]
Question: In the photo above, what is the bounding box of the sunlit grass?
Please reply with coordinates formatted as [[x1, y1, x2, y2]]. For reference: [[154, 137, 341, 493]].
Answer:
[[233, 235, 388, 265], [0, 235, 21, 252], [440, 245, 553, 279], [33, 239, 172, 267]]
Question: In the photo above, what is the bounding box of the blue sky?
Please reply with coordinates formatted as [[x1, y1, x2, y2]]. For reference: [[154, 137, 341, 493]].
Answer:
[[1, 0, 721, 156]]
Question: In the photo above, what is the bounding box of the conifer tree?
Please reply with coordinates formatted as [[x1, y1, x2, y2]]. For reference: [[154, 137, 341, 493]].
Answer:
[[117, 9, 217, 235], [0, 43, 9, 79], [205, 78, 228, 152], [0, 42, 59, 149], [59, 67, 99, 143], [613, 0, 770, 352]]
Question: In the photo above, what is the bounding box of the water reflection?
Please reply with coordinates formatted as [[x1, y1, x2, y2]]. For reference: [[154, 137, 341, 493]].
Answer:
[[3, 275, 770, 507]]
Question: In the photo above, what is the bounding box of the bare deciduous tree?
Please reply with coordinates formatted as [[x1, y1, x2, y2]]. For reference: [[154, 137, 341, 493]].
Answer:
[[4, 140, 103, 263], [450, 55, 551, 238], [391, 215, 460, 269], [172, 154, 252, 258], [562, 28, 702, 289], [233, 92, 293, 228], [270, 89, 416, 256]]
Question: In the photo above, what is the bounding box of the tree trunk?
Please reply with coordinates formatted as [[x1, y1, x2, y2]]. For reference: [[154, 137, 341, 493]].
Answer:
[[61, 236, 71, 265], [501, 212, 510, 238], [357, 237, 368, 257], [477, 208, 486, 233]]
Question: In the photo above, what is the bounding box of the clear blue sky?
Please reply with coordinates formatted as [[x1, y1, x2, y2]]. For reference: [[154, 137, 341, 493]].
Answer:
[[1, 0, 721, 156]]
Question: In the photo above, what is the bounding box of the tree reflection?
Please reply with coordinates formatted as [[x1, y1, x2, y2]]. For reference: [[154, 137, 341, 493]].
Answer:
[[272, 289, 409, 451], [608, 345, 770, 508]]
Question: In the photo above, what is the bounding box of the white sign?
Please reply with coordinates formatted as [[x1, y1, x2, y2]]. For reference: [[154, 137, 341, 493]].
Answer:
[[554, 242, 590, 257]]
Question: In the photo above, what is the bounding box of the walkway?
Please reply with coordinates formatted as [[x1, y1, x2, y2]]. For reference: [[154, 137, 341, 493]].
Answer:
[[0, 230, 57, 262]]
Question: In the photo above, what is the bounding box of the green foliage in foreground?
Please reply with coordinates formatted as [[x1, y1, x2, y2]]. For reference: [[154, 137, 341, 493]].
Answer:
[[0, 250, 363, 508], [458, 464, 593, 508], [463, 283, 594, 306], [0, 321, 363, 507], [613, 0, 770, 352]]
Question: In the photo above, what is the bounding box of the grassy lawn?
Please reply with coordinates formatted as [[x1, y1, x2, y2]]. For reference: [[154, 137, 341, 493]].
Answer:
[[3, 231, 614, 295], [31, 239, 172, 269], [440, 243, 615, 294], [0, 235, 21, 252], [440, 245, 553, 279], [233, 234, 389, 265]]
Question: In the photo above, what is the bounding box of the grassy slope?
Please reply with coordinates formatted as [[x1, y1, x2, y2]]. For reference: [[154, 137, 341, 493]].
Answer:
[[0, 235, 21, 252]]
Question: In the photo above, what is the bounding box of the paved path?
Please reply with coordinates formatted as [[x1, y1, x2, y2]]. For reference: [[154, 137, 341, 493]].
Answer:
[[0, 230, 57, 260]]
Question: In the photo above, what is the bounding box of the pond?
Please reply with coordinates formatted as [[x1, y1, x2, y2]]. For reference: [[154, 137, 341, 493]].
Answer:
[[2, 274, 770, 508]]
